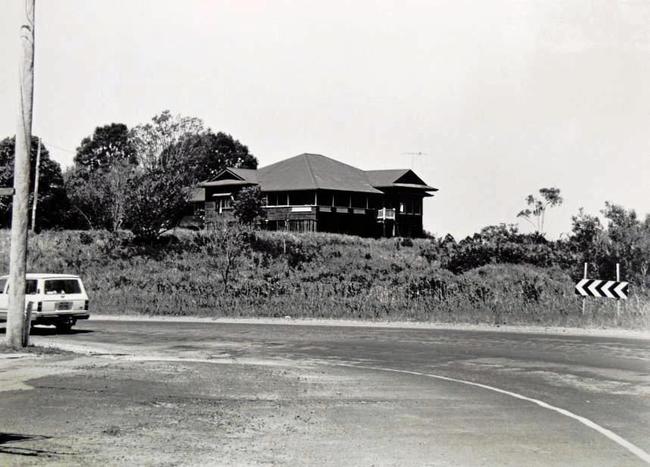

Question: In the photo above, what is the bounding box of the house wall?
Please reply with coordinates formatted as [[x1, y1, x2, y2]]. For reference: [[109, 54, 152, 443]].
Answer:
[[378, 188, 425, 238], [199, 186, 425, 238]]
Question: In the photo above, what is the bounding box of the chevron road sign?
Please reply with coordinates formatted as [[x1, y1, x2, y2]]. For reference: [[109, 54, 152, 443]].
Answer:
[[575, 279, 629, 299]]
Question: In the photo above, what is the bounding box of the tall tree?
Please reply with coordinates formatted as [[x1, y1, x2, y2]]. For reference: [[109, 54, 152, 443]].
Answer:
[[165, 130, 258, 183], [123, 166, 192, 242], [517, 187, 563, 235], [124, 111, 206, 240], [129, 110, 205, 170], [601, 203, 650, 285], [66, 123, 137, 230], [0, 136, 68, 229], [74, 123, 136, 173]]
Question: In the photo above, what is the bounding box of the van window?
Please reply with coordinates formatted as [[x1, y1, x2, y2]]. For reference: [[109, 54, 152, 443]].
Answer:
[[6, 280, 38, 294], [44, 279, 81, 295], [26, 280, 38, 294]]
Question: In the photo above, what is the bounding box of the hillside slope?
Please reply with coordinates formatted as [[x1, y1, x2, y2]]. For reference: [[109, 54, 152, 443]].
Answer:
[[0, 230, 646, 329]]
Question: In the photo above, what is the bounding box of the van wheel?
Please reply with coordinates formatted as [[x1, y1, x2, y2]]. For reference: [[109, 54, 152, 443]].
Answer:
[[55, 320, 74, 333]]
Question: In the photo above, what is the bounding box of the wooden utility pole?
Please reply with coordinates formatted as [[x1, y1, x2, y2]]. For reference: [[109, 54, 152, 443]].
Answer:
[[31, 137, 41, 233], [7, 0, 36, 348]]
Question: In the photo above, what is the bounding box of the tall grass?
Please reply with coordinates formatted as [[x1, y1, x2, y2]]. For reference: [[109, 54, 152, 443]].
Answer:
[[0, 229, 647, 329]]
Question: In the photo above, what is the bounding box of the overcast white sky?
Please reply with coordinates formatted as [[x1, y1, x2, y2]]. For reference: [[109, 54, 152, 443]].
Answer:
[[1, 0, 649, 238]]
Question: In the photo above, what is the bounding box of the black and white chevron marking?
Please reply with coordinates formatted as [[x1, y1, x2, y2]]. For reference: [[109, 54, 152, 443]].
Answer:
[[575, 279, 629, 299]]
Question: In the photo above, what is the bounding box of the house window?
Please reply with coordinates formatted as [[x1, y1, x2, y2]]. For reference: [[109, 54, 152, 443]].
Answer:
[[290, 191, 313, 205], [367, 196, 380, 210], [399, 202, 405, 213], [351, 194, 366, 208], [334, 193, 348, 207], [217, 197, 231, 213]]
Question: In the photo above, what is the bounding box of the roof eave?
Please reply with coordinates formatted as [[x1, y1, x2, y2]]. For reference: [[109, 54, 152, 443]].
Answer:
[[199, 180, 257, 187], [373, 183, 438, 191]]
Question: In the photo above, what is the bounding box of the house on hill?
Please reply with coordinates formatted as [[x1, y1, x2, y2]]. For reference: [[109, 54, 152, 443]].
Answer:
[[192, 153, 437, 237]]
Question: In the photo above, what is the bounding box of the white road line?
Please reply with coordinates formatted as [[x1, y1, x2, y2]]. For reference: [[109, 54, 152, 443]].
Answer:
[[38, 342, 650, 464], [334, 362, 650, 465]]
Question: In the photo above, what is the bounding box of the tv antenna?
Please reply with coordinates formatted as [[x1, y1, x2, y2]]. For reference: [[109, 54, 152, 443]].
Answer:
[[402, 151, 428, 170]]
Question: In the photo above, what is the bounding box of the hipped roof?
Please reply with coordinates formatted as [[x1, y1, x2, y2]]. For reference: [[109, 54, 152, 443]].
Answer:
[[200, 153, 436, 194], [258, 153, 382, 194]]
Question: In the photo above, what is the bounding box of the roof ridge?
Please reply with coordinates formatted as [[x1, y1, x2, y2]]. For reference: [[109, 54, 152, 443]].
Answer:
[[303, 154, 319, 188]]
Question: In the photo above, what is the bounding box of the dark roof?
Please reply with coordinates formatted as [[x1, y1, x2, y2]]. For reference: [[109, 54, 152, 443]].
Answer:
[[200, 154, 435, 194], [229, 168, 258, 183], [258, 153, 383, 194], [366, 169, 411, 187], [366, 169, 438, 191]]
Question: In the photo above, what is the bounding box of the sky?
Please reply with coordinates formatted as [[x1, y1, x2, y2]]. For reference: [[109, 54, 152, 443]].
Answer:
[[1, 0, 649, 239]]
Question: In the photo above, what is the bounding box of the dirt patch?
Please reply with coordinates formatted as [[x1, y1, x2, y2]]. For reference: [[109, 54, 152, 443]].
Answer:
[[0, 343, 72, 356], [0, 350, 619, 466]]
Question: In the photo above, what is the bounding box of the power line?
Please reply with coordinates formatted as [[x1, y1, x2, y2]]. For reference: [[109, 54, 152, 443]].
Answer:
[[40, 139, 76, 154]]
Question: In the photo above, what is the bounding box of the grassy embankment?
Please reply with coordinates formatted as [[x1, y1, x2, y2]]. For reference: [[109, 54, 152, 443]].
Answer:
[[0, 229, 647, 329]]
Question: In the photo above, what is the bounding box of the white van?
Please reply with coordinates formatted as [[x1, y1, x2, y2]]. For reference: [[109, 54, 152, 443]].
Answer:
[[0, 273, 90, 332]]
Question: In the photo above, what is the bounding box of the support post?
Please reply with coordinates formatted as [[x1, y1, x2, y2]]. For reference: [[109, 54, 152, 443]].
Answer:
[[7, 0, 36, 348], [616, 263, 621, 316], [582, 262, 588, 315]]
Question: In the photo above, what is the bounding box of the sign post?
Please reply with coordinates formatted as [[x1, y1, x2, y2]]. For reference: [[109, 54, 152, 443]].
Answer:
[[581, 263, 587, 315], [616, 263, 621, 316]]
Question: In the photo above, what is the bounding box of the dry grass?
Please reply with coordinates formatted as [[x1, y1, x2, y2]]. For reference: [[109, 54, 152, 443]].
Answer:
[[0, 229, 647, 329]]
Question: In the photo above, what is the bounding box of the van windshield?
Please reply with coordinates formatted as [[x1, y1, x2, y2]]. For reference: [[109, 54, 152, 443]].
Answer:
[[44, 279, 81, 295]]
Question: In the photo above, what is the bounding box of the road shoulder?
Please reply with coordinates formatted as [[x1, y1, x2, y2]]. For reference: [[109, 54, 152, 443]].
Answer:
[[89, 314, 650, 340]]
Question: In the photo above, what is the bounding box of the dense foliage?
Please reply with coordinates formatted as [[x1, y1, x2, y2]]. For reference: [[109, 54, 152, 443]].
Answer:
[[163, 130, 257, 183], [0, 136, 69, 230], [123, 166, 193, 242], [66, 123, 137, 230], [60, 111, 258, 239], [0, 113, 647, 329], [232, 186, 266, 225], [0, 229, 645, 329], [73, 123, 137, 172]]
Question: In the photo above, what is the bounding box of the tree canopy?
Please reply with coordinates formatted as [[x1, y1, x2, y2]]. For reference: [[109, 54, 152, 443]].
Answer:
[[74, 123, 136, 174], [232, 186, 266, 225], [129, 110, 205, 171], [164, 130, 258, 183], [0, 136, 68, 229], [64, 111, 258, 238], [67, 123, 138, 230], [517, 187, 563, 234]]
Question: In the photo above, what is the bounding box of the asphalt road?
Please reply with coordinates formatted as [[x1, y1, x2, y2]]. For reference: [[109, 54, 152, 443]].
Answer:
[[4, 319, 650, 465]]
